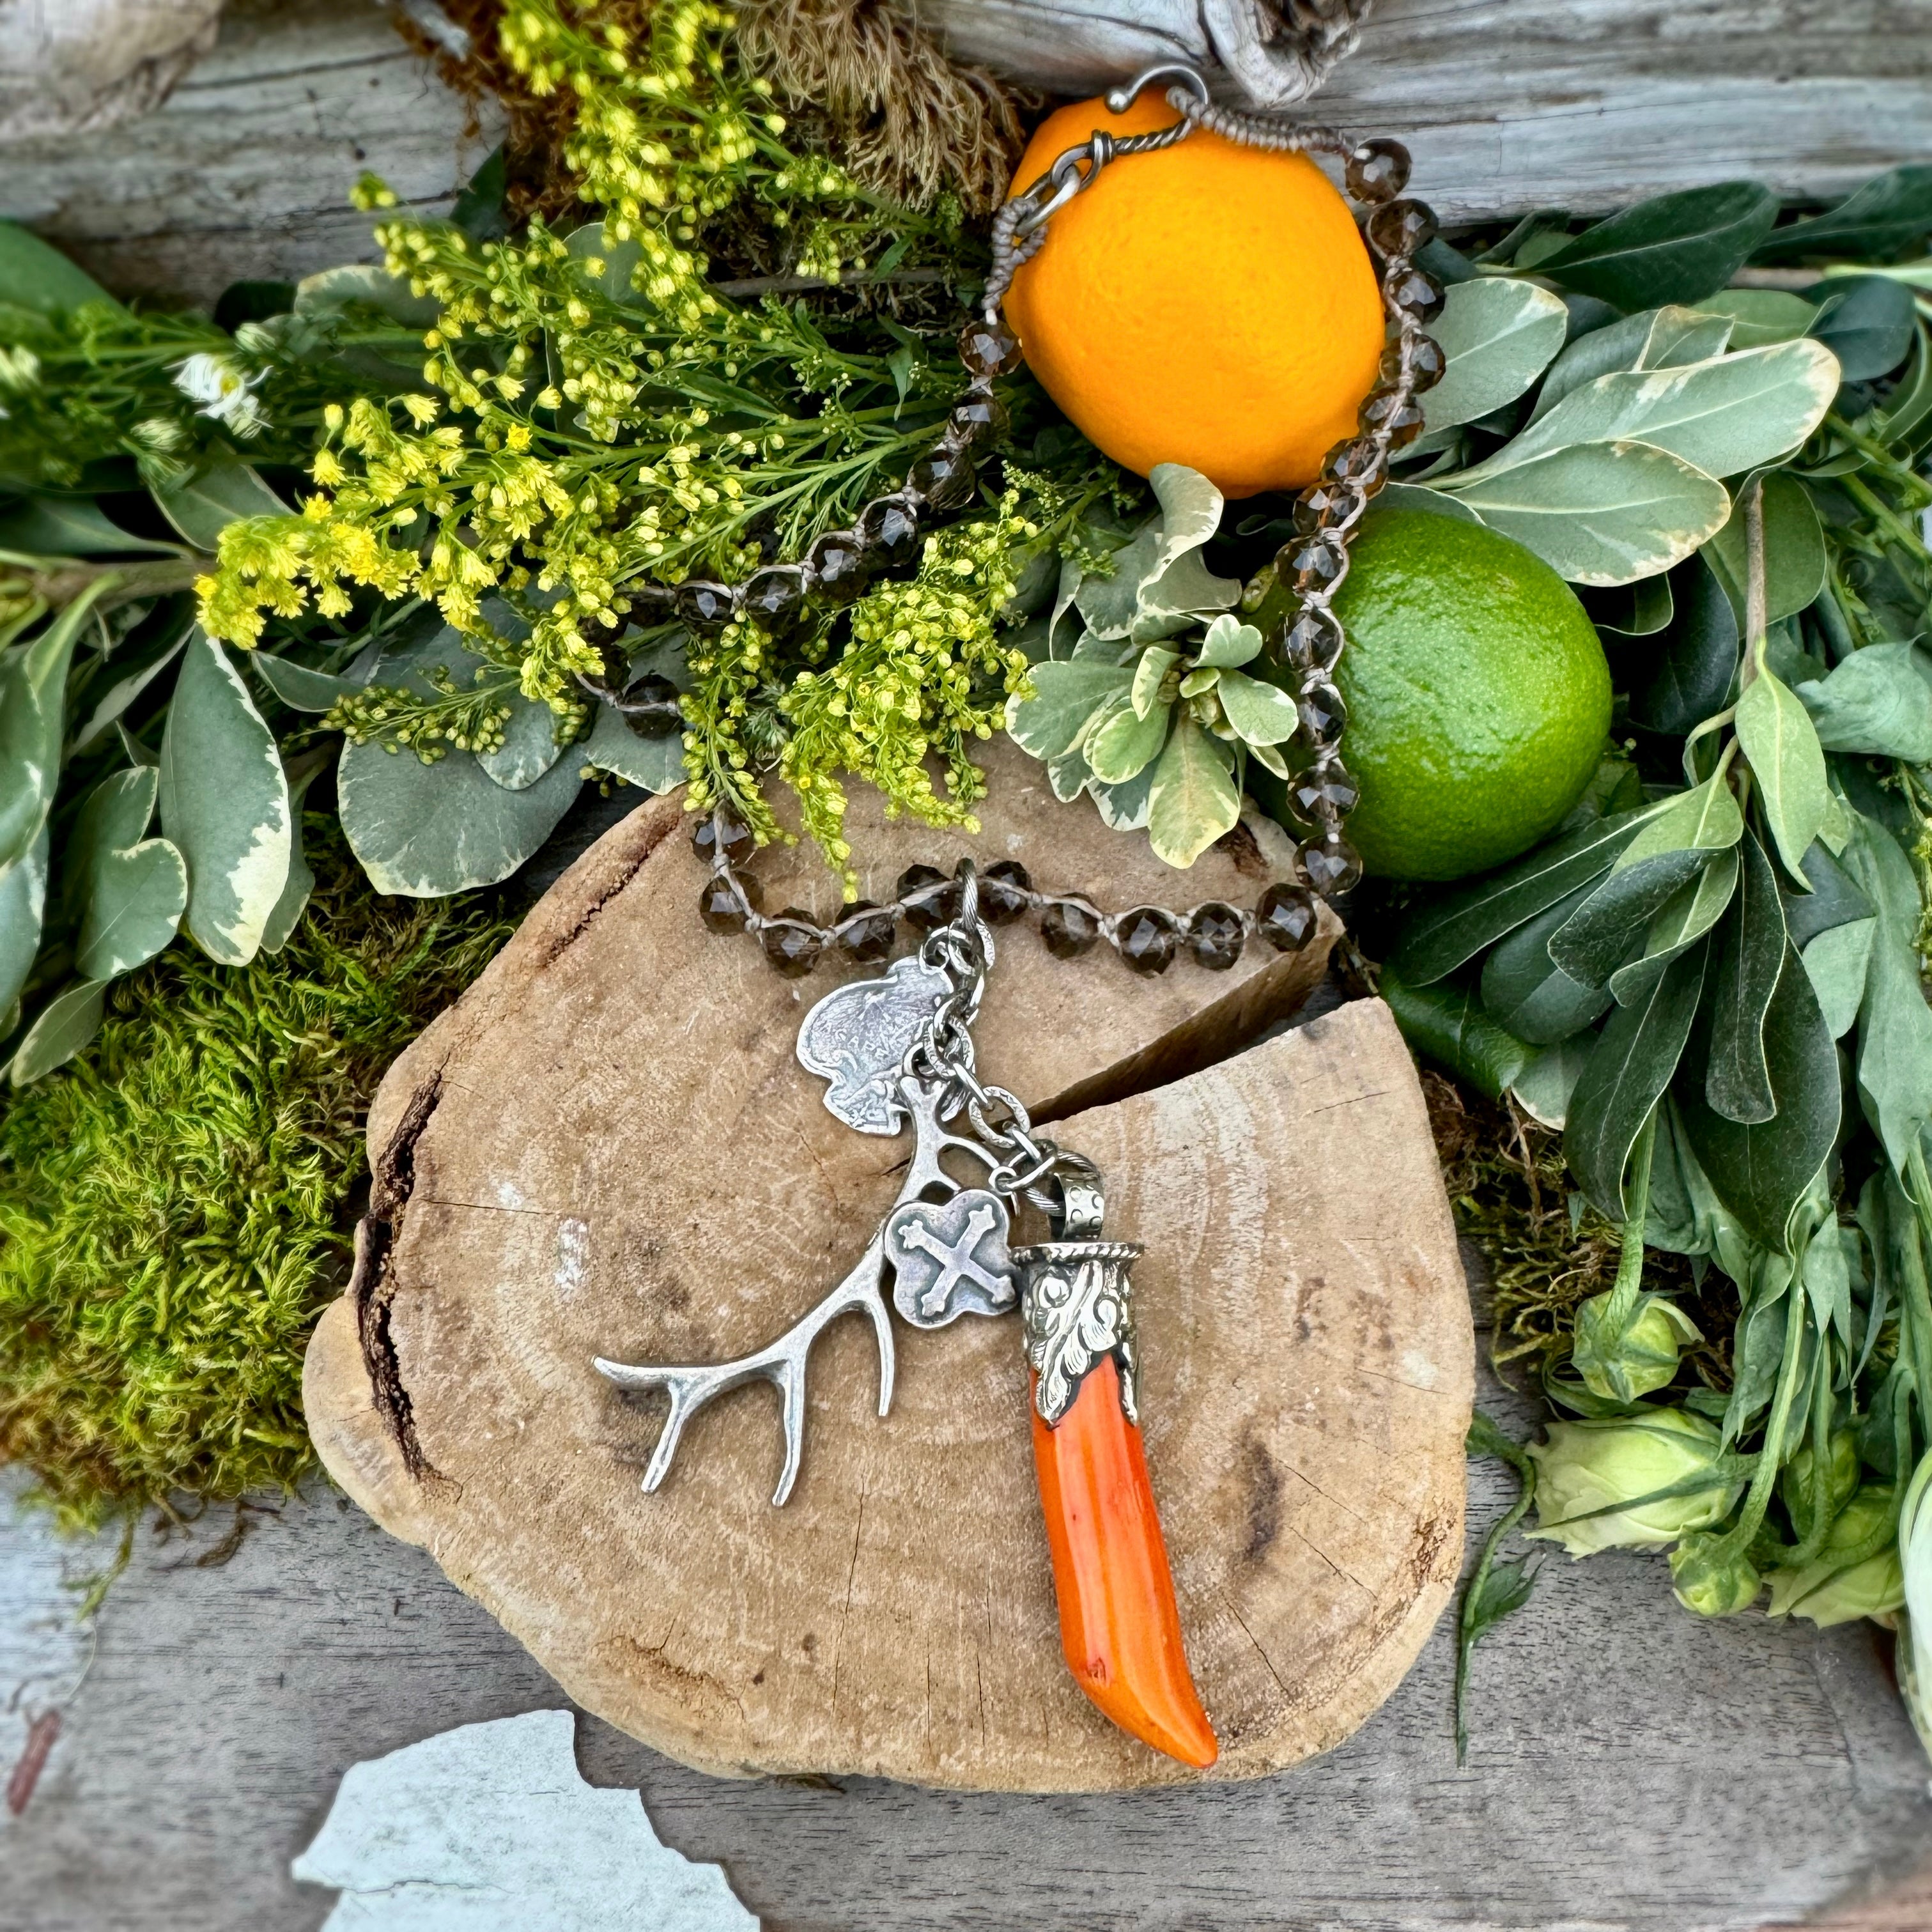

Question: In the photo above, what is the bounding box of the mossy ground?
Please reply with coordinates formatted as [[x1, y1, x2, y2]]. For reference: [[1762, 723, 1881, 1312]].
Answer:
[[0, 822, 515, 1529]]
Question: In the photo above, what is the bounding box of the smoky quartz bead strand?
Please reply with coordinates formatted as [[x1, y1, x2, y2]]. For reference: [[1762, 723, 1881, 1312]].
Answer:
[[896, 864, 959, 931], [1040, 899, 1101, 959], [1299, 836, 1364, 899], [692, 809, 755, 869], [806, 529, 872, 604], [1115, 906, 1178, 975], [1256, 882, 1318, 952], [1187, 902, 1246, 971], [699, 870, 762, 934], [1346, 138, 1411, 203], [762, 911, 824, 977], [980, 860, 1033, 924], [834, 900, 896, 962]]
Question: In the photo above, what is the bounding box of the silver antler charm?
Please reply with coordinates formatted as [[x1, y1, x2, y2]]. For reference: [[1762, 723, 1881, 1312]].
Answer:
[[596, 871, 1037, 1504]]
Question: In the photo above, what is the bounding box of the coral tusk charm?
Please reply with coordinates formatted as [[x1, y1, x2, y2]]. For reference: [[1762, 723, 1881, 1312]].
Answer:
[[1015, 1174, 1218, 1770]]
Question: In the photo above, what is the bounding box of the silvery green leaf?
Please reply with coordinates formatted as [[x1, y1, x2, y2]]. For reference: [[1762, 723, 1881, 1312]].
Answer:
[[153, 462, 288, 552], [1131, 645, 1180, 718], [584, 705, 684, 792], [1442, 439, 1729, 585], [1900, 1449, 1932, 1747], [1549, 847, 1713, 987], [1481, 879, 1617, 1044], [72, 631, 192, 753], [1146, 715, 1238, 867], [1703, 472, 1827, 624], [1044, 555, 1085, 660], [1006, 661, 1132, 760], [338, 738, 580, 897], [1193, 614, 1262, 670], [478, 695, 569, 791], [158, 630, 292, 965], [0, 221, 118, 314], [1132, 548, 1242, 640], [1074, 464, 1231, 641], [1511, 1035, 1596, 1129], [1372, 483, 1481, 525], [1090, 759, 1153, 830], [1795, 642, 1932, 760], [1214, 668, 1300, 745], [1609, 846, 1739, 1004], [1047, 739, 1097, 805], [1581, 572, 1673, 638], [1460, 341, 1839, 486], [258, 753, 329, 956], [1704, 831, 1786, 1124], [1736, 665, 1830, 881], [0, 583, 108, 870], [1086, 697, 1171, 784], [1534, 182, 1781, 310], [1382, 973, 1534, 1101], [1630, 557, 1738, 736], [1248, 736, 1289, 780], [1802, 918, 1874, 1039], [1808, 275, 1917, 382], [8, 979, 107, 1086], [1841, 814, 1932, 1173], [1615, 771, 1744, 872], [0, 498, 181, 558], [1530, 304, 1733, 426], [0, 827, 49, 1019], [1420, 277, 1569, 433], [252, 652, 360, 713], [564, 223, 647, 308], [69, 766, 187, 980], [1691, 290, 1818, 349], [293, 262, 439, 329]]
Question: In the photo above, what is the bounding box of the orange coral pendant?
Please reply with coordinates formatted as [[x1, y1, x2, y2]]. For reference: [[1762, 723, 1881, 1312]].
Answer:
[[1030, 1357, 1218, 1768]]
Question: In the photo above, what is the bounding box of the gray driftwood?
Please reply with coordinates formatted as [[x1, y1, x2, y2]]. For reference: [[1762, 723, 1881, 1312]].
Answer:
[[300, 739, 1476, 1789]]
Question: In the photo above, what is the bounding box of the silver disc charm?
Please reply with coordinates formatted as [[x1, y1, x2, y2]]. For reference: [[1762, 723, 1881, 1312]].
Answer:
[[885, 1189, 1019, 1327], [796, 955, 952, 1134]]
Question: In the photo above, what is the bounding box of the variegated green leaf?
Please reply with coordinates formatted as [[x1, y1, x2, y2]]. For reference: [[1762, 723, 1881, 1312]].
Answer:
[[8, 979, 107, 1086], [1006, 661, 1131, 760], [1146, 715, 1239, 867], [1530, 304, 1736, 426], [1192, 614, 1262, 670], [1086, 697, 1171, 784], [70, 766, 188, 980], [1422, 277, 1569, 433], [1214, 668, 1300, 745], [0, 826, 49, 1021], [0, 581, 114, 871], [1131, 646, 1180, 718]]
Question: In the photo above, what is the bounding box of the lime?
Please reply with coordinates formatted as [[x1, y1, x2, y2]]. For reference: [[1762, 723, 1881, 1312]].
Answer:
[[1328, 509, 1612, 881]]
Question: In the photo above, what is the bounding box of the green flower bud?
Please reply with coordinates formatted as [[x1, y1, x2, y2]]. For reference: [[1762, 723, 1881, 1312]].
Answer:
[[1765, 1487, 1905, 1628], [1671, 1530, 1762, 1616], [1779, 1429, 1861, 1542], [1572, 1290, 1700, 1402], [1527, 1409, 1744, 1557]]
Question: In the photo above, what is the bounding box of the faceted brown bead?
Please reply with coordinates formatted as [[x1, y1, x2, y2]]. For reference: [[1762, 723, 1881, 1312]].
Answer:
[[621, 671, 683, 739], [857, 493, 920, 568], [699, 870, 762, 934], [1366, 197, 1439, 259], [1292, 481, 1362, 535], [1380, 334, 1448, 393], [1385, 265, 1447, 324], [907, 445, 976, 513], [1040, 898, 1101, 958], [1360, 389, 1429, 448], [762, 910, 826, 977], [1346, 138, 1411, 203], [1256, 881, 1318, 952], [676, 579, 737, 630], [948, 387, 1008, 451], [980, 859, 1033, 923], [1289, 761, 1361, 828], [1324, 436, 1390, 489], [834, 899, 897, 962], [1299, 836, 1364, 898], [805, 529, 872, 603], [1283, 608, 1343, 674], [897, 863, 957, 929], [959, 316, 1022, 378], [1288, 536, 1347, 592], [1187, 901, 1246, 971], [741, 564, 807, 624], [1115, 906, 1177, 975], [1298, 678, 1348, 746], [691, 808, 755, 867]]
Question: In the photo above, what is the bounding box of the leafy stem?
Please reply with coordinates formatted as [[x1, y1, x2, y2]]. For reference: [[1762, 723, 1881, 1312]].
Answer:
[[1455, 1410, 1539, 1765]]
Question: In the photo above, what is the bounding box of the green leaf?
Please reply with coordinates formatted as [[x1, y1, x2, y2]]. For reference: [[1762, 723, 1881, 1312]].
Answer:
[[8, 979, 107, 1085], [250, 652, 361, 713], [1781, 839, 1873, 948], [1006, 661, 1132, 760], [1534, 183, 1781, 309], [1736, 665, 1830, 880], [293, 262, 441, 330], [1089, 758, 1154, 830], [1752, 166, 1932, 263], [1796, 642, 1932, 760], [1464, 342, 1840, 487], [1703, 472, 1827, 626], [1630, 556, 1738, 735], [1480, 880, 1616, 1044], [1808, 275, 1917, 382], [1678, 939, 1841, 1251], [1690, 290, 1818, 350], [1389, 799, 1673, 984], [0, 827, 49, 1019], [477, 696, 569, 791], [1214, 668, 1299, 745], [583, 705, 683, 792], [1192, 614, 1262, 670], [1802, 918, 1874, 1040], [1549, 848, 1713, 987], [1704, 831, 1787, 1124], [1420, 277, 1569, 433], [157, 630, 292, 965], [1580, 573, 1674, 638], [563, 225, 647, 309], [1873, 320, 1932, 447], [0, 579, 114, 870], [1442, 439, 1729, 586], [1565, 941, 1710, 1219], [1609, 845, 1740, 1004], [69, 766, 188, 980], [1382, 970, 1536, 1100], [1146, 715, 1239, 868], [0, 223, 116, 314], [258, 753, 328, 955], [1088, 697, 1172, 784], [1075, 464, 1236, 642], [1371, 483, 1481, 525], [1531, 304, 1736, 426], [152, 463, 288, 552], [71, 628, 190, 755], [1614, 771, 1744, 870], [1841, 815, 1932, 1173], [1511, 1034, 1596, 1128], [0, 498, 180, 557], [1131, 645, 1180, 716]]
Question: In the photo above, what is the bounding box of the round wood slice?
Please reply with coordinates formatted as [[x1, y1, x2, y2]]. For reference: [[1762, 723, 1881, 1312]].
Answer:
[[303, 739, 1473, 1790]]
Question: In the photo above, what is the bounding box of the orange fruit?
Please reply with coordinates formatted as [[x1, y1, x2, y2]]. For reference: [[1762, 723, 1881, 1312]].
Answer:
[[1004, 94, 1384, 498]]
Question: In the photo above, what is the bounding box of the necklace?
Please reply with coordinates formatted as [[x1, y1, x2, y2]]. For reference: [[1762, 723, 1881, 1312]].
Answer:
[[591, 63, 1441, 1772]]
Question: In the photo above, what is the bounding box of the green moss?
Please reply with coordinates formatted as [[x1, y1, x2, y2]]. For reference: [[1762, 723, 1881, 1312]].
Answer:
[[0, 821, 515, 1528]]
